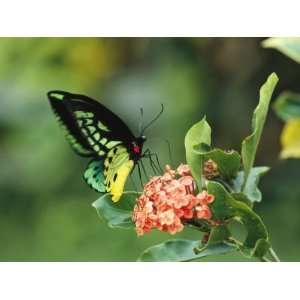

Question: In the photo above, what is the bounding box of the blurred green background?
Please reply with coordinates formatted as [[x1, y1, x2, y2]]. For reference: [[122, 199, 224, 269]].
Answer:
[[0, 38, 299, 261]]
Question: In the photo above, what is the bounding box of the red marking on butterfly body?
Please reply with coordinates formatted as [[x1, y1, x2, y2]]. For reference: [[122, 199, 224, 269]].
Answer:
[[133, 145, 140, 153]]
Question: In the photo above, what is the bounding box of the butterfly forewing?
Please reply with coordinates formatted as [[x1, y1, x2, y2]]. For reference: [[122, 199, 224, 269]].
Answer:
[[48, 92, 94, 156], [48, 91, 129, 158], [72, 109, 122, 157]]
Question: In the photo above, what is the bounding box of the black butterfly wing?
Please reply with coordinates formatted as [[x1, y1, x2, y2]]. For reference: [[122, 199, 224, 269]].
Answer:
[[48, 91, 94, 156], [48, 90, 138, 199], [48, 90, 136, 157]]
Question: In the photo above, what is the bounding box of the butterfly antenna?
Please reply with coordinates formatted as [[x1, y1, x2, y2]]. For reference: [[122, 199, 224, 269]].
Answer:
[[138, 107, 144, 136], [141, 104, 164, 135]]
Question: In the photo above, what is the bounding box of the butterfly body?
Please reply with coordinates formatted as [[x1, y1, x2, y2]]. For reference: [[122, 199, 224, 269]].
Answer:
[[48, 90, 148, 202], [129, 136, 146, 160]]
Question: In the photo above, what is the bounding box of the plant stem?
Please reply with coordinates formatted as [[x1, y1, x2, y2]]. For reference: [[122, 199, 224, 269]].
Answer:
[[214, 178, 234, 193], [260, 257, 271, 262], [269, 247, 280, 262]]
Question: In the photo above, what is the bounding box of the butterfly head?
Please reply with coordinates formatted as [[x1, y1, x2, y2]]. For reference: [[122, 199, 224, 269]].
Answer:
[[131, 136, 146, 158]]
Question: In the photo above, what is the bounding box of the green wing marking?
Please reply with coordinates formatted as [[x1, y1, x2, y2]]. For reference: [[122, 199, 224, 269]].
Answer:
[[74, 110, 122, 157], [48, 91, 123, 158], [83, 159, 106, 193], [49, 93, 94, 156]]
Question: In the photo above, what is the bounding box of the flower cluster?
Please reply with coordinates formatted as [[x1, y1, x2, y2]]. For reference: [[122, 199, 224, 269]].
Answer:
[[132, 164, 215, 236]]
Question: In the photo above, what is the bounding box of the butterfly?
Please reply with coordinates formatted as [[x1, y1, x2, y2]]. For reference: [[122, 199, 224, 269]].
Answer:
[[48, 90, 163, 202]]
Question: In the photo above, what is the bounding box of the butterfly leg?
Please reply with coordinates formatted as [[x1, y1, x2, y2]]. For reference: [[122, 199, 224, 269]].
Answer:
[[152, 152, 163, 173], [145, 156, 157, 176], [143, 149, 163, 173], [129, 170, 138, 192], [136, 162, 144, 190], [143, 149, 160, 175], [140, 159, 149, 182], [149, 155, 160, 175]]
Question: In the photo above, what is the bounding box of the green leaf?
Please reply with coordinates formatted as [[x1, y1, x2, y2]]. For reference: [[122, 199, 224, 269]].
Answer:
[[196, 225, 231, 251], [207, 181, 269, 258], [92, 191, 139, 229], [241, 72, 278, 190], [137, 239, 237, 262], [185, 117, 211, 189], [208, 225, 231, 244], [231, 193, 252, 207], [208, 182, 236, 221], [232, 166, 270, 203], [262, 37, 300, 64], [273, 91, 300, 121]]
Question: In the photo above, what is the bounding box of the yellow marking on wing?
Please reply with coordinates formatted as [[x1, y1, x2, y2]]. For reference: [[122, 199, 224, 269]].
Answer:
[[110, 160, 134, 202]]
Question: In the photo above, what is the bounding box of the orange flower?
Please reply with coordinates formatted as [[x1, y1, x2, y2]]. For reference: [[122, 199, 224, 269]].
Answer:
[[196, 190, 215, 205], [158, 209, 177, 225], [195, 205, 212, 220], [177, 164, 191, 176], [132, 165, 215, 236]]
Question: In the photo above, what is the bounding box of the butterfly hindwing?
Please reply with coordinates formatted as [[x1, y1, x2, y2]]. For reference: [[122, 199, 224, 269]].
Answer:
[[83, 159, 106, 193], [104, 146, 134, 202]]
